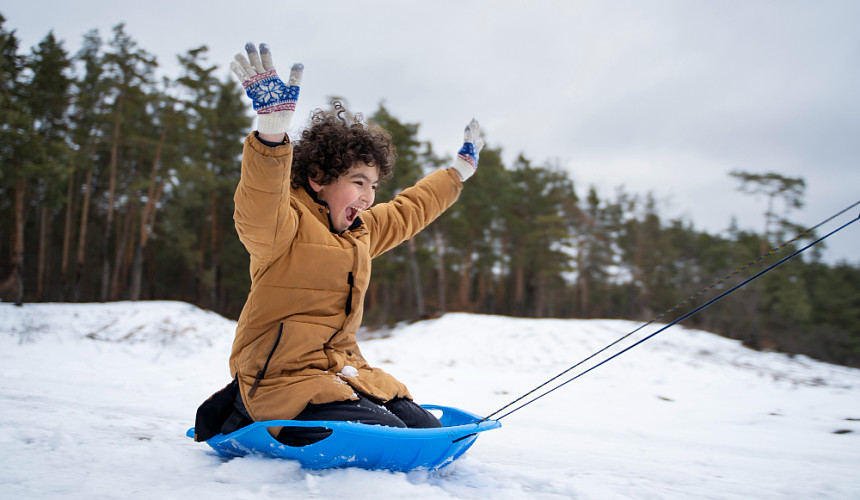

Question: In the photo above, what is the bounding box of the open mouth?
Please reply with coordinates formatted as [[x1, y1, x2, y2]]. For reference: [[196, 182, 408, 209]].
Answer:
[[346, 206, 363, 223]]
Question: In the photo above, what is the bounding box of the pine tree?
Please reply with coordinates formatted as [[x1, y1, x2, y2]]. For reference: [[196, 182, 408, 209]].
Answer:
[[68, 29, 107, 301], [162, 46, 250, 313], [98, 23, 157, 301], [26, 32, 73, 300], [573, 187, 617, 318], [0, 14, 26, 303], [730, 170, 807, 349], [437, 145, 510, 313]]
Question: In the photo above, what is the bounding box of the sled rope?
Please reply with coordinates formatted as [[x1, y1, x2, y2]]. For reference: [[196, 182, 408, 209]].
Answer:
[[483, 201, 860, 422]]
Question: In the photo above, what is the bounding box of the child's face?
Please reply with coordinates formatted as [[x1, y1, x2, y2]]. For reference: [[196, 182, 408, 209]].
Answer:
[[310, 161, 379, 233]]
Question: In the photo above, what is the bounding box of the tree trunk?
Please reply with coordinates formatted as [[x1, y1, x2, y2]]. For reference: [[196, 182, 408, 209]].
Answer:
[[130, 192, 162, 301], [196, 212, 208, 304], [497, 234, 510, 313], [407, 237, 425, 318], [381, 281, 392, 324], [146, 241, 157, 300], [434, 228, 447, 315], [633, 221, 646, 318], [73, 166, 94, 302], [513, 262, 526, 316], [130, 243, 145, 301], [1, 175, 27, 305], [13, 175, 27, 304], [130, 124, 167, 301], [212, 195, 229, 313], [60, 169, 76, 300], [130, 195, 163, 300], [477, 271, 495, 314], [579, 273, 590, 318], [534, 271, 546, 317], [36, 205, 51, 300], [457, 241, 473, 310], [367, 282, 378, 312], [100, 96, 123, 301], [110, 201, 134, 300], [208, 188, 218, 309], [577, 240, 590, 318]]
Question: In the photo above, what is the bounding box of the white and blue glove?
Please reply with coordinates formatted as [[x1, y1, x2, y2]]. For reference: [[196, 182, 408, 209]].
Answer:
[[230, 43, 303, 135], [451, 119, 484, 181]]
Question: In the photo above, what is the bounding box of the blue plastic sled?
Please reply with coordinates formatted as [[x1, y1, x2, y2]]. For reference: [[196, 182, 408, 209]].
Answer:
[[186, 405, 500, 472]]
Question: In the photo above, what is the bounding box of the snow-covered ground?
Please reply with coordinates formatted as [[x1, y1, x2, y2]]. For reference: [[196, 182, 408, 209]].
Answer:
[[1, 301, 858, 499]]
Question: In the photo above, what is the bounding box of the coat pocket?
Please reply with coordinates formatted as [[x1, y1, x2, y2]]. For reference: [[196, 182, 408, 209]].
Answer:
[[248, 323, 284, 398]]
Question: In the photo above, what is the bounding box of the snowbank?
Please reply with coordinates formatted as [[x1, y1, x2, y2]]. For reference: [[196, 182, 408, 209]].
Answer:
[[1, 302, 858, 499]]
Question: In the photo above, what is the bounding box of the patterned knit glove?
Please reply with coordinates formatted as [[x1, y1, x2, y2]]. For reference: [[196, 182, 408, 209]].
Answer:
[[450, 119, 484, 181], [230, 42, 303, 135]]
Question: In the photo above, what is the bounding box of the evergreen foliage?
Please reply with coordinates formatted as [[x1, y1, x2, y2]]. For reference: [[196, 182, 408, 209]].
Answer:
[[1, 17, 857, 368]]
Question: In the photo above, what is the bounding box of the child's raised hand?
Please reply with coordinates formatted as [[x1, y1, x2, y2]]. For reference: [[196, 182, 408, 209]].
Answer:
[[451, 119, 484, 181], [230, 43, 303, 135]]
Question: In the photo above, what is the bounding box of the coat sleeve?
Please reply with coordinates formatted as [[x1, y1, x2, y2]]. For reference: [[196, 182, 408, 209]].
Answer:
[[363, 168, 463, 258], [233, 133, 299, 277]]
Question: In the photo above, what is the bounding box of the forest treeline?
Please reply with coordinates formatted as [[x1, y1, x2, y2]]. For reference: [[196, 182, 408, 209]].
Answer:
[[2, 17, 858, 367]]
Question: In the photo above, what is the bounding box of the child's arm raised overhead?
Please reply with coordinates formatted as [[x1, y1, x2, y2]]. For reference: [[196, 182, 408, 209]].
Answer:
[[230, 43, 304, 273], [365, 119, 484, 257]]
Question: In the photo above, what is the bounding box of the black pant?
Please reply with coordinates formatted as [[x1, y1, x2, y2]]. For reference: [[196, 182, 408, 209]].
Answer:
[[206, 380, 442, 446], [275, 394, 442, 446], [295, 394, 442, 428]]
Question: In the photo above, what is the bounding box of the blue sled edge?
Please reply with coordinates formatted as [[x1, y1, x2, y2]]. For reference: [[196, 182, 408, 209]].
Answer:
[[187, 404, 500, 472]]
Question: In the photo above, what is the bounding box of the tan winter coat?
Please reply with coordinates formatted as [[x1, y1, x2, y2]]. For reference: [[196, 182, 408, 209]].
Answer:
[[230, 133, 463, 421]]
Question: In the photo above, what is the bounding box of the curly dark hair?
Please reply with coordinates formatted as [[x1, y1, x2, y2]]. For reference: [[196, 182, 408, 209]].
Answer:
[[291, 102, 396, 190]]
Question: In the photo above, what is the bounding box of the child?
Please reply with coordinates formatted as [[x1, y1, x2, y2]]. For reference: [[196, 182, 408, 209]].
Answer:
[[194, 43, 483, 444]]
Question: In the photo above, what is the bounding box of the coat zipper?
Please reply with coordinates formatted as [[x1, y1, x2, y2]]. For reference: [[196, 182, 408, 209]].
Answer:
[[345, 272, 354, 316], [248, 322, 284, 398]]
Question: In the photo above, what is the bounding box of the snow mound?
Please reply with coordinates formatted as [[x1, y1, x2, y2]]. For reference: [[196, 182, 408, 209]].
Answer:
[[371, 313, 860, 395], [1, 301, 235, 352]]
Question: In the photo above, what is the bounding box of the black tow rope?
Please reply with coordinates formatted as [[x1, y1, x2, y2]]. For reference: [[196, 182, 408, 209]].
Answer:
[[483, 201, 860, 422]]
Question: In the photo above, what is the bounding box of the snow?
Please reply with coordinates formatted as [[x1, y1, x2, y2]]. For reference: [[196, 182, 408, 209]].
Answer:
[[1, 301, 858, 499]]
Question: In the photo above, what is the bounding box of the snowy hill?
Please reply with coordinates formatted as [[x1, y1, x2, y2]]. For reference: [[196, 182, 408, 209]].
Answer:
[[1, 301, 858, 499]]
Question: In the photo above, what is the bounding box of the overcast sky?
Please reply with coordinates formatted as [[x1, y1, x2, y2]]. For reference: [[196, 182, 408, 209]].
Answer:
[[4, 1, 859, 264]]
